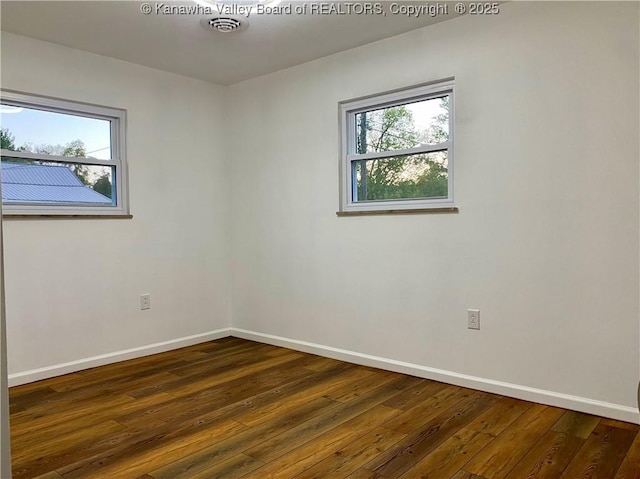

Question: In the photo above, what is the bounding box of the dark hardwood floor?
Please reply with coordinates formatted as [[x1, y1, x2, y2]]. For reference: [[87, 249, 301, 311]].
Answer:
[[8, 337, 640, 479]]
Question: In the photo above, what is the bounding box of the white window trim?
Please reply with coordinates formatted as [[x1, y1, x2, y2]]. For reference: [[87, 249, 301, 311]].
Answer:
[[339, 79, 455, 213], [0, 90, 129, 216]]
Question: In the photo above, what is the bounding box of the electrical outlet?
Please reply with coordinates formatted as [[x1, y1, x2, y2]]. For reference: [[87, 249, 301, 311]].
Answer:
[[467, 309, 480, 330], [140, 294, 151, 310]]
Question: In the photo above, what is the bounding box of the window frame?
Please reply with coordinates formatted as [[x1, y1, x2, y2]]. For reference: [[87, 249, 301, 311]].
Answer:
[[339, 79, 455, 214], [0, 90, 129, 217]]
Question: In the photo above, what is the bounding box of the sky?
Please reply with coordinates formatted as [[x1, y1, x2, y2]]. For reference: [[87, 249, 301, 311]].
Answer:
[[0, 105, 112, 160], [358, 94, 449, 153], [1, 97, 446, 160], [403, 95, 448, 136]]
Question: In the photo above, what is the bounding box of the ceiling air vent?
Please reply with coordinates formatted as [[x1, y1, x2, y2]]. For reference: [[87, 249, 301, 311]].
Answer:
[[202, 17, 247, 33]]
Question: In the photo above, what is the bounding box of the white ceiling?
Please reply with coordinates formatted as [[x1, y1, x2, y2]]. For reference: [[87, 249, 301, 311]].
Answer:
[[0, 1, 460, 85]]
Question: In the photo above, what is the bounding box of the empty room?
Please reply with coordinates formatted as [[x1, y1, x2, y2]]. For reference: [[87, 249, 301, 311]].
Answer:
[[0, 1, 639, 478]]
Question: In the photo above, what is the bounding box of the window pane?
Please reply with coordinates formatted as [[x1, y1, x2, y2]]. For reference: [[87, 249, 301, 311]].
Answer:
[[352, 151, 447, 202], [1, 157, 115, 206], [355, 95, 449, 154], [0, 104, 112, 159]]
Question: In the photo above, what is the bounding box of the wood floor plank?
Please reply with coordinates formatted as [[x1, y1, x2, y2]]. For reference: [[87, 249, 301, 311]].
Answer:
[[62, 341, 277, 398], [8, 385, 58, 411], [50, 356, 192, 392], [76, 369, 182, 397], [600, 418, 640, 431], [455, 404, 565, 479], [32, 472, 63, 479], [187, 453, 264, 479], [56, 419, 248, 479], [303, 355, 346, 372], [9, 401, 26, 415], [363, 392, 499, 478], [552, 411, 601, 439], [71, 362, 354, 478], [10, 393, 176, 479], [465, 396, 532, 437], [11, 391, 136, 436], [241, 405, 404, 479], [503, 430, 584, 479], [9, 374, 83, 396], [398, 427, 494, 479], [121, 373, 185, 399], [10, 385, 129, 421], [12, 419, 125, 463], [325, 369, 400, 403], [614, 429, 640, 479], [450, 472, 490, 479], [382, 385, 473, 434], [115, 355, 313, 430], [191, 361, 356, 426], [9, 338, 640, 479], [232, 366, 378, 427], [345, 470, 391, 479], [244, 375, 417, 464], [559, 424, 637, 478], [149, 350, 307, 399], [382, 380, 449, 411], [112, 428, 258, 479], [18, 358, 336, 478], [119, 360, 353, 441], [292, 426, 405, 479], [12, 372, 178, 421], [147, 395, 346, 479], [11, 390, 173, 447], [165, 343, 281, 378]]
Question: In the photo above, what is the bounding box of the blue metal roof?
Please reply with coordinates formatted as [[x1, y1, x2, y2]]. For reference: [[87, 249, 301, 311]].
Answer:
[[1, 163, 112, 205]]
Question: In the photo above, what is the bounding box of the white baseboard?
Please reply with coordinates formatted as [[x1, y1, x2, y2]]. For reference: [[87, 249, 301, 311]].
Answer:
[[231, 328, 640, 425], [9, 326, 639, 424], [8, 328, 232, 387]]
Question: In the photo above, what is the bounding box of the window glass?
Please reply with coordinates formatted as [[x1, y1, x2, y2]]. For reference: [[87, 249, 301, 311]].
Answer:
[[1, 157, 115, 206], [355, 96, 449, 154], [1, 104, 112, 159], [352, 151, 448, 202], [0, 92, 127, 215], [340, 80, 454, 213]]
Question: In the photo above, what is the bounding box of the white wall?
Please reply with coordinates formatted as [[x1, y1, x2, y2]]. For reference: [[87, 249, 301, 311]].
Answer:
[[1, 33, 231, 382], [227, 2, 640, 418], [0, 205, 11, 477], [1, 2, 638, 423]]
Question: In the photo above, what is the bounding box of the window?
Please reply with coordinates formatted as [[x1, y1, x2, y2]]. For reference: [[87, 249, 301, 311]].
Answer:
[[339, 79, 455, 214], [0, 90, 128, 216]]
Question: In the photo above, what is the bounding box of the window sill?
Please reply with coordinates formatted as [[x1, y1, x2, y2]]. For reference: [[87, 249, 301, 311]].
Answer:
[[336, 207, 458, 217], [2, 214, 133, 220]]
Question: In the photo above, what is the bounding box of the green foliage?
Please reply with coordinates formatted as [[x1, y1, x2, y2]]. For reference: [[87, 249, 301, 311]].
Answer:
[[0, 128, 16, 150], [20, 139, 87, 158], [59, 140, 90, 185], [357, 106, 419, 154], [355, 99, 449, 202], [425, 96, 450, 144], [357, 157, 448, 201], [92, 174, 112, 199], [1, 128, 102, 187], [70, 165, 90, 185], [62, 140, 87, 158], [17, 139, 91, 184]]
